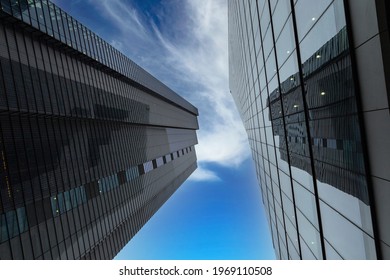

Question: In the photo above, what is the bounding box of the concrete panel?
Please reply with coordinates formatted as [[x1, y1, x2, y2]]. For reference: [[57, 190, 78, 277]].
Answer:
[[355, 36, 389, 111], [363, 109, 390, 181], [380, 241, 390, 260], [371, 176, 390, 249], [373, 0, 390, 34], [348, 0, 379, 47]]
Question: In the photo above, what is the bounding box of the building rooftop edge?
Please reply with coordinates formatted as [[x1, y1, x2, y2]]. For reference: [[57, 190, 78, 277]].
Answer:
[[0, 0, 198, 116]]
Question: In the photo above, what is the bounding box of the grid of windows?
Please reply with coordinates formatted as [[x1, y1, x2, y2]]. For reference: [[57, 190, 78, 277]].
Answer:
[[48, 145, 193, 219], [0, 0, 198, 259], [229, 0, 377, 259], [0, 0, 197, 115]]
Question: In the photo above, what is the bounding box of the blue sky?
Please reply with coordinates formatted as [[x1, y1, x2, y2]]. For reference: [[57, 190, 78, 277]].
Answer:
[[52, 0, 275, 260]]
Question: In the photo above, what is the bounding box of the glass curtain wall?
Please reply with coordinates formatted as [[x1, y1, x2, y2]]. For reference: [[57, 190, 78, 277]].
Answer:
[[228, 0, 377, 259], [0, 0, 199, 259]]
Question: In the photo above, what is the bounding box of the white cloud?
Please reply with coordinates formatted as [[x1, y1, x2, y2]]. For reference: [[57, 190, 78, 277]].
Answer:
[[188, 165, 220, 182], [99, 0, 150, 41], [153, 0, 251, 168], [91, 0, 251, 179]]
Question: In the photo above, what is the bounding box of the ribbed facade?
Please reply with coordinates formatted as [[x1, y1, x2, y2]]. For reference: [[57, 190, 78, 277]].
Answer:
[[229, 0, 390, 259], [0, 0, 198, 259]]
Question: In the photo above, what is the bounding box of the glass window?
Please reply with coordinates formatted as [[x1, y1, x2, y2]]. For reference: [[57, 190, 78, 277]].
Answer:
[[73, 20, 81, 51], [296, 209, 322, 259], [99, 178, 107, 193], [63, 12, 71, 45], [64, 191, 71, 211], [57, 192, 65, 214], [11, 0, 22, 20], [272, 0, 291, 38], [21, 1, 32, 25], [80, 25, 88, 54], [55, 6, 65, 42], [262, 28, 274, 60], [278, 50, 299, 87], [287, 236, 301, 259], [293, 181, 319, 229], [143, 161, 153, 173], [76, 22, 85, 53], [80, 186, 87, 203], [294, 0, 333, 41], [259, 0, 270, 39], [35, 0, 46, 33], [70, 188, 77, 208], [275, 16, 296, 68], [300, 235, 317, 259], [324, 240, 343, 259], [285, 213, 299, 253], [274, 198, 284, 222], [1, 0, 12, 14], [278, 233, 288, 260], [112, 174, 119, 188], [265, 49, 277, 81], [279, 170, 293, 199], [29, 1, 39, 29], [156, 157, 164, 167], [67, 17, 76, 47], [41, 0, 53, 36], [320, 201, 376, 259], [298, 0, 346, 62], [16, 207, 28, 233], [74, 187, 81, 206], [318, 180, 373, 235], [290, 165, 315, 193], [126, 166, 139, 181], [48, 2, 59, 39], [0, 213, 9, 242], [5, 210, 18, 238]]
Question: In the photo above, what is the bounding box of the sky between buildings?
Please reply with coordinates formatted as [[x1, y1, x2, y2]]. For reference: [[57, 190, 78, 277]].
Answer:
[[51, 0, 275, 260]]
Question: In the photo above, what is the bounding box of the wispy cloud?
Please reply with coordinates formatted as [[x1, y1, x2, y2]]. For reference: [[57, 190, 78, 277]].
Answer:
[[189, 165, 220, 182], [99, 0, 150, 41], [91, 0, 250, 180]]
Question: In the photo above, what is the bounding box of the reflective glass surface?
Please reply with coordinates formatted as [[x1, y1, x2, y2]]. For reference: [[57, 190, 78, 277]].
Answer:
[[229, 0, 376, 259], [0, 0, 199, 259]]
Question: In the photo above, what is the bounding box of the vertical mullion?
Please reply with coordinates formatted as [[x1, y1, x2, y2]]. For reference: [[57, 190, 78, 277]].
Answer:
[[289, 0, 326, 260], [263, 0, 293, 259], [263, 0, 304, 260]]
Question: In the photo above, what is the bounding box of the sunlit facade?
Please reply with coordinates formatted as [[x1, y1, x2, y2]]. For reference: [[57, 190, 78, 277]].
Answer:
[[229, 0, 390, 259], [0, 0, 198, 259]]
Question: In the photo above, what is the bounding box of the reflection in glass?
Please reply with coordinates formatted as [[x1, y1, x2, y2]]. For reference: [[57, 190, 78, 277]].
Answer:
[[229, 0, 377, 259], [269, 27, 370, 204], [320, 201, 376, 259]]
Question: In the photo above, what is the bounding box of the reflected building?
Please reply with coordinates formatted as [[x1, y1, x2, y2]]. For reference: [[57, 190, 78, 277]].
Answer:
[[0, 0, 198, 259], [229, 0, 390, 259]]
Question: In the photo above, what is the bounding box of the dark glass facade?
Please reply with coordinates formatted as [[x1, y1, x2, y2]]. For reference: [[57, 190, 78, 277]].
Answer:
[[0, 0, 198, 259], [229, 0, 390, 259]]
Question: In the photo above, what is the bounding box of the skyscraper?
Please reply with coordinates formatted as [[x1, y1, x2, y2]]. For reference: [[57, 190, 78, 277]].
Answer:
[[0, 0, 198, 259], [228, 0, 390, 259]]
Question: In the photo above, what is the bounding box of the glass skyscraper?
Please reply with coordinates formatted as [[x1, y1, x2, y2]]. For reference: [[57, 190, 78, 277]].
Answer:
[[0, 0, 198, 259], [229, 0, 390, 259]]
